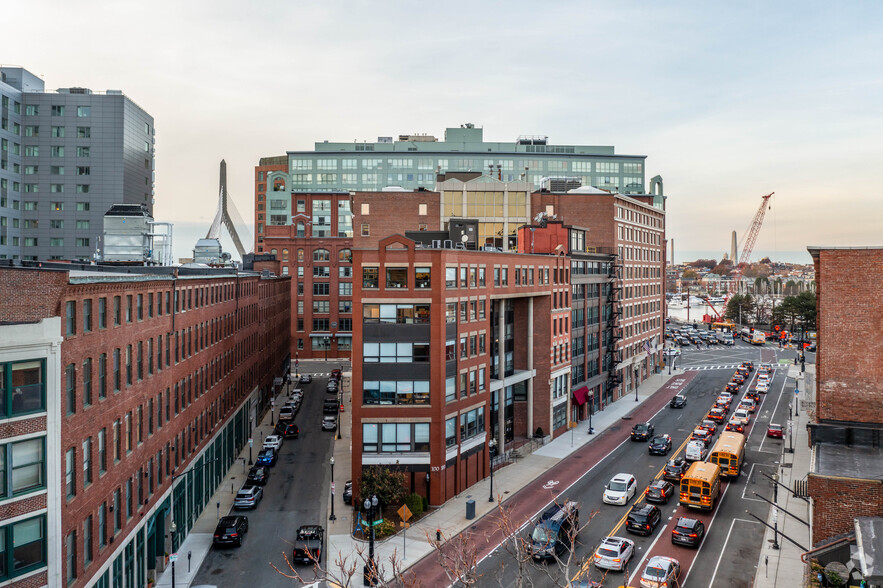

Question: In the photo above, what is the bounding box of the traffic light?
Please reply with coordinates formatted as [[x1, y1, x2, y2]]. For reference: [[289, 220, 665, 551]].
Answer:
[[774, 325, 780, 331]]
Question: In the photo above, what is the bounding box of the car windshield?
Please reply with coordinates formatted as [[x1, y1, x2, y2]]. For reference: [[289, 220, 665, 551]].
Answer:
[[635, 425, 648, 432], [597, 547, 618, 557], [609, 481, 627, 492], [646, 566, 667, 578], [651, 436, 665, 444], [531, 527, 550, 543]]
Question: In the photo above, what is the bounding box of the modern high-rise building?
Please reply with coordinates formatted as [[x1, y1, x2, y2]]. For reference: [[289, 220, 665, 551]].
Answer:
[[0, 66, 154, 262]]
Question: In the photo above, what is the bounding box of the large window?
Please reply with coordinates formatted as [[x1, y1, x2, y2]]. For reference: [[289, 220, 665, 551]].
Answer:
[[362, 267, 379, 289], [363, 342, 430, 363], [362, 303, 430, 324], [386, 267, 408, 289], [313, 248, 330, 262], [362, 423, 430, 453], [459, 407, 486, 441], [1, 437, 46, 498], [415, 267, 431, 289], [0, 360, 45, 416], [362, 381, 430, 405], [0, 515, 47, 580], [312, 200, 331, 237]]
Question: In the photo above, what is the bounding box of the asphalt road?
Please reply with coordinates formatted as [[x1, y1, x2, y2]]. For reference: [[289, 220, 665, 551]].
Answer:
[[469, 337, 801, 588], [192, 372, 337, 587]]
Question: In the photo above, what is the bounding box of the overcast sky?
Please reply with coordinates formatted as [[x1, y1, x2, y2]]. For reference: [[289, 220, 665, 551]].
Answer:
[[5, 0, 881, 263]]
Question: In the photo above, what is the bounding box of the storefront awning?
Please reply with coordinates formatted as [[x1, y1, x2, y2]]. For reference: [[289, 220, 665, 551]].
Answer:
[[572, 386, 589, 406]]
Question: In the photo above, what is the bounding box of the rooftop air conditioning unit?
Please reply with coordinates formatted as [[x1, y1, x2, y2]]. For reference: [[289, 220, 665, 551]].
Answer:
[[431, 240, 442, 248], [443, 240, 453, 249]]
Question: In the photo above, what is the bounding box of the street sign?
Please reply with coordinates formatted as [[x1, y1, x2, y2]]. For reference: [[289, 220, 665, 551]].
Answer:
[[248, 438, 253, 448], [397, 504, 412, 522], [795, 388, 800, 395], [169, 553, 178, 563]]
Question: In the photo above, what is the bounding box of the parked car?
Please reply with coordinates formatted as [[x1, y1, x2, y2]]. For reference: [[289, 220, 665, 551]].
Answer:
[[630, 422, 655, 441], [725, 419, 745, 433], [669, 395, 687, 408], [322, 416, 337, 431], [671, 517, 706, 548], [246, 466, 270, 486], [603, 473, 637, 505], [256, 448, 277, 466], [278, 407, 295, 421], [648, 434, 672, 455], [213, 515, 248, 547], [274, 421, 299, 439], [299, 374, 312, 384], [233, 485, 263, 509], [291, 389, 304, 401], [663, 457, 688, 483], [323, 399, 339, 414], [263, 435, 284, 451], [292, 525, 325, 565], [644, 480, 675, 504], [767, 423, 784, 438], [326, 381, 339, 393], [640, 556, 680, 588], [330, 368, 342, 380], [593, 536, 634, 572], [343, 480, 353, 505], [627, 504, 662, 536]]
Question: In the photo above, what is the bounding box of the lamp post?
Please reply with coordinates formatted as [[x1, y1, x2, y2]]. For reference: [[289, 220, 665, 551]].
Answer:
[[363, 495, 379, 586], [488, 437, 497, 502], [426, 472, 430, 507], [772, 473, 780, 550], [170, 521, 177, 588], [634, 368, 640, 402], [295, 352, 299, 380], [329, 456, 336, 521]]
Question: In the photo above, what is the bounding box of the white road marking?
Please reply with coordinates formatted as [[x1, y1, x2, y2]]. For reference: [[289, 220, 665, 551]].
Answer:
[[756, 372, 788, 453], [705, 518, 761, 588], [741, 463, 766, 502]]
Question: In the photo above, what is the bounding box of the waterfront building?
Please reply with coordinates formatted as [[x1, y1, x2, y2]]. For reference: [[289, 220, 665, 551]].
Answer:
[[0, 262, 290, 587], [0, 66, 154, 262]]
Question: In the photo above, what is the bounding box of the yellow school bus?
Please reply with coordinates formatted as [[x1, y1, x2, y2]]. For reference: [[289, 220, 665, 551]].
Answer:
[[708, 431, 746, 478], [679, 462, 721, 511], [711, 321, 736, 332]]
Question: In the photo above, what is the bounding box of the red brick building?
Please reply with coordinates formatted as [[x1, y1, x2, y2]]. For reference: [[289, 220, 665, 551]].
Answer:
[[351, 236, 568, 504], [0, 263, 290, 587], [806, 247, 883, 546], [254, 156, 288, 253]]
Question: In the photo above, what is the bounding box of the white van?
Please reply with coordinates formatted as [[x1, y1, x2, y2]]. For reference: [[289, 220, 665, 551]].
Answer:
[[685, 440, 708, 462]]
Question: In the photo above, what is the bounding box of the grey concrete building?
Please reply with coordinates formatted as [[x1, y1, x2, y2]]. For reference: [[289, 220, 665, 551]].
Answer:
[[0, 66, 154, 261]]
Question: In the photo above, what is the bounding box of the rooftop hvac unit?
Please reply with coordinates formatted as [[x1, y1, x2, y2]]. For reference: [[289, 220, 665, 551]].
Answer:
[[431, 240, 442, 248], [443, 240, 453, 249], [542, 177, 583, 192]]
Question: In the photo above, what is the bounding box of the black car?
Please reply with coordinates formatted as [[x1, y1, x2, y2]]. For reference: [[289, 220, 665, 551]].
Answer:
[[669, 395, 687, 408], [648, 434, 672, 455], [343, 480, 353, 505], [663, 457, 689, 483], [299, 374, 312, 384], [274, 421, 300, 439], [323, 398, 339, 414], [631, 422, 655, 441], [247, 466, 270, 486], [645, 480, 675, 504], [292, 525, 325, 565], [671, 517, 706, 547], [213, 515, 248, 547], [626, 504, 662, 536]]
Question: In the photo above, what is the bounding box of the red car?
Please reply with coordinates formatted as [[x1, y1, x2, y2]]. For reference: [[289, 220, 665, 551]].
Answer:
[[767, 423, 784, 438]]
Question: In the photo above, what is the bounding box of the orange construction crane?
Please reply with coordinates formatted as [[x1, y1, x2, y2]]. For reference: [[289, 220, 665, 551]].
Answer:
[[731, 192, 774, 294]]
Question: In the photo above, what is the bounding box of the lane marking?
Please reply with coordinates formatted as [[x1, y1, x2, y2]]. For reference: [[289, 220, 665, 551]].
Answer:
[[705, 517, 761, 588], [756, 372, 787, 452], [741, 463, 765, 502]]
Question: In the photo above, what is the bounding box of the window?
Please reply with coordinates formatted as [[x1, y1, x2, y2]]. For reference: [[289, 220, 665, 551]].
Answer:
[[83, 437, 92, 486], [386, 267, 408, 289], [98, 429, 107, 473], [312, 283, 330, 296], [77, 127, 91, 138], [77, 146, 90, 157], [82, 358, 92, 406], [362, 343, 430, 363], [446, 267, 457, 288], [77, 106, 91, 117], [76, 202, 90, 211], [362, 267, 379, 288], [362, 422, 430, 452], [77, 184, 89, 193], [0, 515, 47, 579], [446, 417, 457, 446], [415, 267, 431, 289], [65, 364, 76, 415], [77, 166, 90, 176], [338, 282, 352, 296], [65, 448, 76, 498], [446, 377, 456, 403], [0, 438, 45, 497], [361, 224, 370, 237], [362, 303, 430, 324]]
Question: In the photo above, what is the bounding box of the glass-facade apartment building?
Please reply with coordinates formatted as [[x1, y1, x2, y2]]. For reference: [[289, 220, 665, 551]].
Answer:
[[282, 125, 647, 195]]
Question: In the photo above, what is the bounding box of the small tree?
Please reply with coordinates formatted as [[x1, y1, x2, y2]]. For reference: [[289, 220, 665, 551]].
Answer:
[[359, 466, 408, 508], [725, 294, 755, 324]]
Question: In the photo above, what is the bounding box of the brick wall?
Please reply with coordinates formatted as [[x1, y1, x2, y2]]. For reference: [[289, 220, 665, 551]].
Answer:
[[6, 570, 48, 588], [352, 190, 440, 249], [808, 473, 883, 545], [0, 268, 68, 322], [814, 248, 883, 424]]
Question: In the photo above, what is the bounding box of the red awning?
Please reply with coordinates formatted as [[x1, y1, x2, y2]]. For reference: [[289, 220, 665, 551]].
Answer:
[[572, 386, 589, 406]]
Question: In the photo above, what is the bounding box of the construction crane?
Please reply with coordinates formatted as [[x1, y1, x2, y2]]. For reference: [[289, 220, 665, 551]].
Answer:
[[731, 192, 774, 294]]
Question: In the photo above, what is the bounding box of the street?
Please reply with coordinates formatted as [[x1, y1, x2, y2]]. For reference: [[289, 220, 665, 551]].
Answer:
[[192, 362, 346, 587]]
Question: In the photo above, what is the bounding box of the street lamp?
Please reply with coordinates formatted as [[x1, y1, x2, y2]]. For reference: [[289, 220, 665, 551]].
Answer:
[[170, 521, 178, 588], [587, 397, 595, 434], [488, 437, 497, 502], [634, 368, 640, 402], [329, 456, 336, 521], [295, 352, 299, 380], [363, 494, 379, 586], [425, 472, 430, 507], [772, 473, 780, 550]]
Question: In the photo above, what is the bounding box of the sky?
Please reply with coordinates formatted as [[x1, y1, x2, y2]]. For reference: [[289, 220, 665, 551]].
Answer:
[[4, 0, 882, 265]]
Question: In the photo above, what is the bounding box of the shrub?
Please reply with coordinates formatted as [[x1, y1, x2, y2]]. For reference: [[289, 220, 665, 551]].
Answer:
[[422, 495, 429, 511], [375, 518, 396, 538], [404, 493, 424, 517]]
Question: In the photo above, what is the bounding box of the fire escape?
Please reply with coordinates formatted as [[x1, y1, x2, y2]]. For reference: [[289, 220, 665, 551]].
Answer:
[[605, 254, 623, 394]]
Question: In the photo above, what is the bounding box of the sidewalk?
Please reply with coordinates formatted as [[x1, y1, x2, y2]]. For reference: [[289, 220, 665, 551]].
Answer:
[[752, 364, 815, 588], [155, 380, 294, 588], [328, 368, 687, 585]]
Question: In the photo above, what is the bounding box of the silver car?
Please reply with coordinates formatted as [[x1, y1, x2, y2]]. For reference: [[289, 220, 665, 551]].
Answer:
[[593, 536, 634, 571], [233, 485, 263, 509]]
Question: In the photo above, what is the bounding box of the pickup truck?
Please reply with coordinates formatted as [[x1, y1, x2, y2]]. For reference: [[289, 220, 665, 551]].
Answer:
[[292, 525, 324, 565]]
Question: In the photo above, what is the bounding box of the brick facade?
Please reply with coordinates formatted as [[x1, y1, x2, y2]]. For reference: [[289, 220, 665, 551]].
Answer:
[[808, 474, 883, 544]]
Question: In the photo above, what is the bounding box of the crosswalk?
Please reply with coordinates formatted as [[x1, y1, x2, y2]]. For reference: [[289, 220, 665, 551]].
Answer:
[[683, 364, 743, 371]]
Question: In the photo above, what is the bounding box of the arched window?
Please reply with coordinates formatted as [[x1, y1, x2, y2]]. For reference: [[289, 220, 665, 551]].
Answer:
[[270, 249, 278, 256], [339, 249, 352, 263], [313, 249, 330, 262], [273, 179, 285, 192], [282, 249, 289, 261], [296, 222, 305, 238], [297, 249, 304, 262]]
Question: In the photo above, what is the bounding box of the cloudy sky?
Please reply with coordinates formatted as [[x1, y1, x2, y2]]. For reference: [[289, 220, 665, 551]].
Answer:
[[5, 0, 881, 263]]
